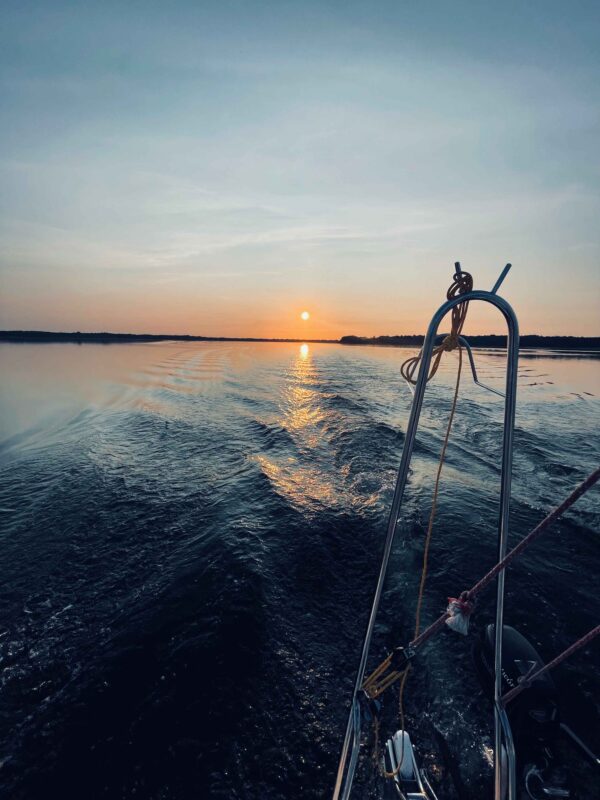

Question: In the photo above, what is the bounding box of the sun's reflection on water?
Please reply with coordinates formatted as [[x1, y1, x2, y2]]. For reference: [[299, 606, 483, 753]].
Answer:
[[252, 343, 340, 511], [283, 344, 325, 441], [250, 343, 384, 513]]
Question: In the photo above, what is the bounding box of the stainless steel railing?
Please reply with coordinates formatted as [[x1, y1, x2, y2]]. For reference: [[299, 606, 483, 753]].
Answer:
[[333, 266, 519, 800]]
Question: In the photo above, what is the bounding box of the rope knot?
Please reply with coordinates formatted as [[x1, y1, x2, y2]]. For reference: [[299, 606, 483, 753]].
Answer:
[[400, 263, 473, 385], [442, 332, 460, 352], [449, 267, 473, 299]]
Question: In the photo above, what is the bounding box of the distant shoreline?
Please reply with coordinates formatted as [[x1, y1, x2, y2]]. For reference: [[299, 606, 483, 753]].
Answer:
[[0, 330, 599, 351], [339, 334, 600, 351], [0, 331, 338, 345]]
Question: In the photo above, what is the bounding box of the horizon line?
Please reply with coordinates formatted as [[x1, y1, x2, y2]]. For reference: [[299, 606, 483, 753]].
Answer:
[[1, 329, 600, 344]]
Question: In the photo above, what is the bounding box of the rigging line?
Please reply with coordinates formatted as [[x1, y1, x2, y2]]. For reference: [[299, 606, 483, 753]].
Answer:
[[365, 465, 600, 696], [414, 343, 463, 639], [502, 623, 600, 706], [363, 465, 600, 699], [410, 465, 600, 653]]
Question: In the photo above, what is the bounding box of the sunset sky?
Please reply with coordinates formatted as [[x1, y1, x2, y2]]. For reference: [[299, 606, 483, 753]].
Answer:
[[1, 1, 599, 339]]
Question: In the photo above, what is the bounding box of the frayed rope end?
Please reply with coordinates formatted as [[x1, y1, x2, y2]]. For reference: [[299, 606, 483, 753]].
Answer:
[[445, 595, 474, 636]]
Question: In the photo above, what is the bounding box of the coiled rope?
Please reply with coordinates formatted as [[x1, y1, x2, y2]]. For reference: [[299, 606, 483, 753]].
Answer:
[[400, 265, 472, 385]]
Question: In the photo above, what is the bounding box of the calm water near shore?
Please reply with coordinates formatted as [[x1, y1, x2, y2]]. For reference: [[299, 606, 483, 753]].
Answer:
[[0, 341, 598, 799]]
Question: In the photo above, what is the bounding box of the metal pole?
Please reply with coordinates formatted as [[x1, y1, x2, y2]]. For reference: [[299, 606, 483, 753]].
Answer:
[[332, 290, 520, 800], [493, 304, 519, 800], [491, 264, 512, 295], [497, 705, 517, 800]]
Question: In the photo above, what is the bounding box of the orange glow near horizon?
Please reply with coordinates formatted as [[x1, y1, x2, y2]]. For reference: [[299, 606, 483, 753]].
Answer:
[[1, 271, 598, 340], [2, 3, 599, 343]]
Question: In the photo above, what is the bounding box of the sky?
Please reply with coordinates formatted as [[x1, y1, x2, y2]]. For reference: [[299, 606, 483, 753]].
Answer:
[[1, 0, 599, 339]]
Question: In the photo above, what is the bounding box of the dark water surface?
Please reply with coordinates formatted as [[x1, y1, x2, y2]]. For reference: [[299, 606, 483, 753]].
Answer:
[[0, 341, 598, 799]]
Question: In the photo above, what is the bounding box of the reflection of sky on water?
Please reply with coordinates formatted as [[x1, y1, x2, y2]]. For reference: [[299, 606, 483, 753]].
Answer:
[[1, 340, 598, 469]]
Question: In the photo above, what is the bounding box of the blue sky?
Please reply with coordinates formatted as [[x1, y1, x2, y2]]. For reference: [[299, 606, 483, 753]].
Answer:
[[1, 1, 599, 337]]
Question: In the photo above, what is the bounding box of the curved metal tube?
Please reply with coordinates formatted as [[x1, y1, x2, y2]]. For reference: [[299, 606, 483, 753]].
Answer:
[[333, 288, 519, 800], [403, 334, 505, 398], [461, 336, 506, 398]]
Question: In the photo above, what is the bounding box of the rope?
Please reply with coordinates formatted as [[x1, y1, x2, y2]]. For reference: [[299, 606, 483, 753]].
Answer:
[[400, 265, 472, 385], [414, 344, 463, 639], [380, 386, 471, 773], [363, 344, 464, 700], [464, 465, 600, 603], [502, 623, 600, 705], [378, 668, 412, 780], [365, 266, 470, 782], [410, 465, 600, 653], [374, 369, 460, 780]]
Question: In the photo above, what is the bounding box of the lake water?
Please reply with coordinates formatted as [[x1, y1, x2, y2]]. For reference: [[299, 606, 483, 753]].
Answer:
[[0, 341, 598, 799]]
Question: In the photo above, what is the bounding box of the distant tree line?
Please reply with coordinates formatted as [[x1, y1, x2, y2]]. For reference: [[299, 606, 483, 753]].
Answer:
[[1, 330, 598, 350], [0, 331, 337, 344], [340, 334, 600, 350]]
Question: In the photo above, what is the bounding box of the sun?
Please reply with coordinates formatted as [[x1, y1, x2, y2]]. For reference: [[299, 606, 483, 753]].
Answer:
[[300, 310, 310, 321]]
